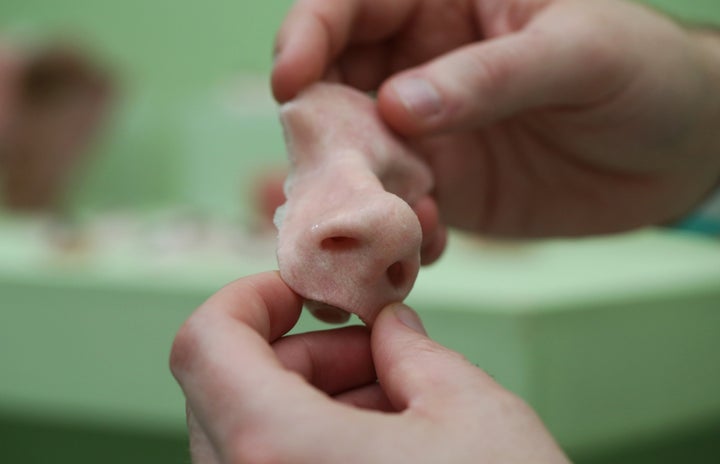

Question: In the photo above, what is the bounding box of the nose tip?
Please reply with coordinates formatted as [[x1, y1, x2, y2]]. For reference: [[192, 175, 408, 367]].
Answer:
[[315, 234, 416, 292], [310, 192, 420, 285], [317, 230, 416, 293], [279, 190, 422, 323]]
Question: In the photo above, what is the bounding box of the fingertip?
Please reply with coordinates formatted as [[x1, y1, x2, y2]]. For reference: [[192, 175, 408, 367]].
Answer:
[[270, 15, 330, 103], [374, 302, 427, 336], [377, 79, 424, 136], [371, 303, 473, 410], [392, 303, 428, 335], [205, 271, 304, 342], [271, 52, 317, 103], [378, 72, 447, 136]]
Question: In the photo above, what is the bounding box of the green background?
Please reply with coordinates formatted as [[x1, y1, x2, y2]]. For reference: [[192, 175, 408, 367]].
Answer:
[[0, 0, 718, 215], [1, 1, 720, 463]]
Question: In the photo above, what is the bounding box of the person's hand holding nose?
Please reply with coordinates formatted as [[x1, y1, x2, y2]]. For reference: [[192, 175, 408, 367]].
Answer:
[[273, 0, 720, 237], [170, 272, 569, 463]]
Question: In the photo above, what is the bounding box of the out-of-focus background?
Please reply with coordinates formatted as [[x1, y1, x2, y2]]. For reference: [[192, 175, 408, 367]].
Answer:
[[0, 1, 719, 463]]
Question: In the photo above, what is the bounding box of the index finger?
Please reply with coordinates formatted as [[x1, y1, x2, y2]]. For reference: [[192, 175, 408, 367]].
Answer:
[[271, 0, 418, 102], [171, 271, 392, 460], [170, 273, 313, 443]]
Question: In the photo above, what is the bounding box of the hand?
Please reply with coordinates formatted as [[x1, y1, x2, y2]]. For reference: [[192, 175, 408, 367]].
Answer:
[[170, 272, 569, 463], [272, 0, 720, 237]]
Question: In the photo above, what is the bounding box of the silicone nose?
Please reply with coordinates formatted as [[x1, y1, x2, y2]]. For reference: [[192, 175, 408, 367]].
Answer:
[[279, 190, 422, 323], [312, 203, 418, 291]]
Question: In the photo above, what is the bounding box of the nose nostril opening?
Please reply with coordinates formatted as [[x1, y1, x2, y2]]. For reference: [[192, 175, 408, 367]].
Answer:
[[386, 261, 406, 290], [320, 236, 361, 251]]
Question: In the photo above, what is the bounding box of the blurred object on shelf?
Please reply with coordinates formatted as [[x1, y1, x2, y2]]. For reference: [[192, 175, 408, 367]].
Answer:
[[0, 43, 113, 212], [9, 209, 278, 262], [0, 44, 19, 135]]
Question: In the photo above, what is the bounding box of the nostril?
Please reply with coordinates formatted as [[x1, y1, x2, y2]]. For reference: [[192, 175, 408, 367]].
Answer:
[[320, 236, 361, 251], [386, 261, 406, 290], [305, 300, 352, 324]]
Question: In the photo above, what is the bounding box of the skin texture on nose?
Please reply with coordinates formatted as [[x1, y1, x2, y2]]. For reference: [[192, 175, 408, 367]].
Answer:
[[275, 83, 440, 324]]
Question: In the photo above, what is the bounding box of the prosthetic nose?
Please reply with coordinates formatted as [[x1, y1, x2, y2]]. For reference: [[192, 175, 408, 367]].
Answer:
[[282, 184, 422, 323], [275, 83, 435, 324]]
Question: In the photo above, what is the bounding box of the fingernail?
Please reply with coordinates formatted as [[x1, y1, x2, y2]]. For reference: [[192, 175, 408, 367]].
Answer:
[[392, 77, 442, 119], [393, 304, 427, 335]]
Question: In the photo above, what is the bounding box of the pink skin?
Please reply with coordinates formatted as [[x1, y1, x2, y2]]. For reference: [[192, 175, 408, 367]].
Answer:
[[275, 83, 446, 324]]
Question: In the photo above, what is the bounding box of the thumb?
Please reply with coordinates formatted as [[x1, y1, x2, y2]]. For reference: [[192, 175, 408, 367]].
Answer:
[[371, 303, 498, 411], [378, 29, 616, 136]]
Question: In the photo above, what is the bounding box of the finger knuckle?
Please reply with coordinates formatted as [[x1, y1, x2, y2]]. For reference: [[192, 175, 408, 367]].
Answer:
[[398, 338, 468, 374], [464, 46, 512, 96]]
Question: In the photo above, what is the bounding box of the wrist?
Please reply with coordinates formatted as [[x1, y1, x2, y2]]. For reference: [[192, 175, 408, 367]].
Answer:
[[674, 182, 720, 234], [691, 27, 720, 164], [672, 28, 720, 233]]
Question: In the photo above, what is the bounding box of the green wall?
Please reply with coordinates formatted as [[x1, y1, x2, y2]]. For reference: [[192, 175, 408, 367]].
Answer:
[[1, 0, 718, 213], [0, 1, 295, 213]]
